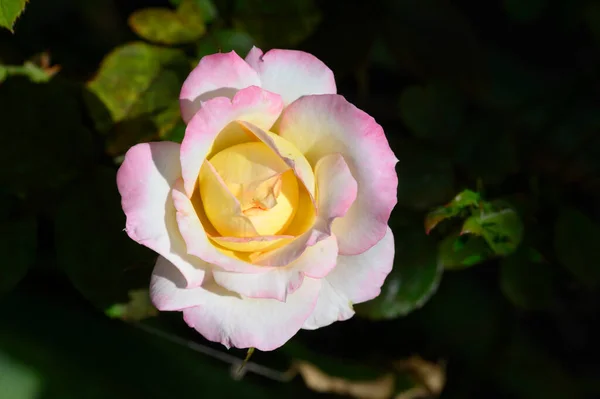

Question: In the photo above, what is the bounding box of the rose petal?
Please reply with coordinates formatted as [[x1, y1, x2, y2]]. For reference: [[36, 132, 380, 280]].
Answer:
[[314, 153, 358, 232], [244, 47, 337, 106], [172, 179, 265, 273], [302, 279, 355, 330], [278, 94, 398, 255], [117, 142, 206, 287], [180, 86, 283, 196], [151, 255, 206, 310], [212, 235, 338, 301], [180, 51, 261, 123], [237, 121, 316, 199], [326, 226, 395, 304], [183, 275, 322, 351]]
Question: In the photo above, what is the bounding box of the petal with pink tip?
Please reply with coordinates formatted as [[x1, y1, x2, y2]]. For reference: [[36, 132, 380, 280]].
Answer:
[[278, 94, 398, 255], [212, 235, 338, 301], [117, 142, 206, 287], [244, 47, 337, 106], [180, 51, 261, 123], [183, 275, 321, 351], [326, 226, 395, 304], [180, 86, 283, 196], [150, 255, 206, 310], [302, 279, 355, 330]]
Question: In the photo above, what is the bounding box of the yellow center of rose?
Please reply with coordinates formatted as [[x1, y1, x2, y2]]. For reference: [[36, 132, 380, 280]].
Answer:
[[199, 141, 299, 238]]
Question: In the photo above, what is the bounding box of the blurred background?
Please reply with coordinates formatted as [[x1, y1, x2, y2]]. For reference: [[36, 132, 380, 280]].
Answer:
[[1, 0, 600, 398]]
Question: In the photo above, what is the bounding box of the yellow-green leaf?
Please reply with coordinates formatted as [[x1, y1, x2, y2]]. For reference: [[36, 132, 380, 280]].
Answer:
[[0, 0, 28, 32], [129, 0, 206, 45]]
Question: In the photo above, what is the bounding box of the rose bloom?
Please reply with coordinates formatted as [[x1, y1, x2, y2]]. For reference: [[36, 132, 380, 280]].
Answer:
[[117, 47, 398, 351]]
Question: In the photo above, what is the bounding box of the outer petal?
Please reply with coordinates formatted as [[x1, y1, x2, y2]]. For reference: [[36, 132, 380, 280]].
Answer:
[[183, 275, 322, 351], [116, 142, 206, 287], [326, 226, 395, 304], [244, 47, 337, 106], [151, 255, 205, 311], [302, 279, 355, 330], [212, 235, 338, 301], [278, 95, 398, 255], [180, 86, 283, 196], [180, 51, 261, 123]]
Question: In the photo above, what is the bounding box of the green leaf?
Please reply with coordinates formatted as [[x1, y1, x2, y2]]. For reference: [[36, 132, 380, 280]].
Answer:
[[0, 77, 94, 196], [54, 167, 156, 310], [170, 0, 218, 23], [425, 189, 481, 233], [438, 232, 492, 270], [232, 0, 321, 48], [0, 0, 28, 32], [462, 208, 524, 256], [197, 29, 255, 58], [87, 42, 189, 155], [499, 249, 554, 311], [399, 82, 466, 140], [554, 207, 600, 289], [356, 227, 443, 319], [129, 0, 206, 45], [0, 213, 36, 295], [396, 139, 455, 210]]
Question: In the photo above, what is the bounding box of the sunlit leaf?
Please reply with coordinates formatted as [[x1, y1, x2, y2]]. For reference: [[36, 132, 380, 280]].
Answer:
[[0, 0, 28, 31], [129, 0, 206, 45], [170, 0, 218, 23], [356, 227, 443, 319], [425, 189, 480, 233], [462, 208, 524, 256], [554, 207, 600, 289], [87, 42, 188, 155]]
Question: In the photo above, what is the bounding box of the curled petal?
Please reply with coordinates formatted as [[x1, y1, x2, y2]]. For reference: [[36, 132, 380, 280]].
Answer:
[[326, 226, 395, 304], [244, 47, 337, 106], [151, 255, 206, 310], [180, 51, 261, 123], [117, 142, 206, 287], [183, 275, 322, 351], [314, 153, 358, 232], [180, 86, 283, 196], [279, 95, 398, 255]]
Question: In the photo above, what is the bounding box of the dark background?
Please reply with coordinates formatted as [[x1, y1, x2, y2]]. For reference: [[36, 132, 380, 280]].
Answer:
[[1, 0, 600, 398]]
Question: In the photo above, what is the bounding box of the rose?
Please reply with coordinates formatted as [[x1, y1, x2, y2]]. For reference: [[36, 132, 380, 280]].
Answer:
[[117, 47, 398, 351]]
